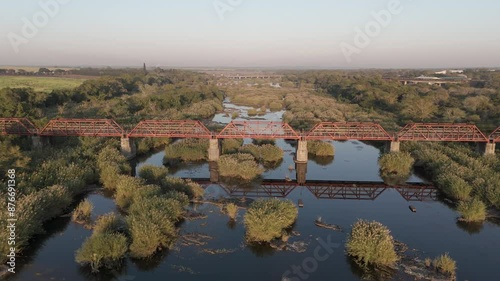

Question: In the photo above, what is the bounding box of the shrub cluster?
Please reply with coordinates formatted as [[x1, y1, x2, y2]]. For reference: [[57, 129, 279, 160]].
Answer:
[[164, 139, 208, 162], [432, 253, 457, 276], [405, 142, 500, 219], [457, 198, 487, 222], [239, 144, 284, 163], [346, 220, 399, 267], [218, 153, 264, 180], [97, 146, 131, 190], [221, 139, 243, 154], [75, 233, 128, 272], [72, 199, 93, 223], [307, 141, 335, 157], [244, 199, 298, 242], [378, 152, 414, 176]]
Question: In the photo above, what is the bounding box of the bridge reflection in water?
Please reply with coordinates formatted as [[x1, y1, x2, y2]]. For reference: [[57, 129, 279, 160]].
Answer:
[[189, 163, 438, 202]]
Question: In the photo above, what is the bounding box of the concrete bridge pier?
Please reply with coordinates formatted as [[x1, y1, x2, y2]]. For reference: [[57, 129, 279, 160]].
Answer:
[[385, 141, 401, 153], [120, 137, 137, 160], [208, 138, 221, 162], [295, 139, 308, 163], [296, 162, 307, 185], [477, 142, 496, 156]]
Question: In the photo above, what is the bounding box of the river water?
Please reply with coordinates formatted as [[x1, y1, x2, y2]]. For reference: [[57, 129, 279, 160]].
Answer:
[[8, 100, 500, 281]]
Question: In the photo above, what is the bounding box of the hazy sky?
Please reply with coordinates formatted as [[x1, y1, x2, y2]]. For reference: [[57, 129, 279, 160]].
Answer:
[[1, 0, 499, 68]]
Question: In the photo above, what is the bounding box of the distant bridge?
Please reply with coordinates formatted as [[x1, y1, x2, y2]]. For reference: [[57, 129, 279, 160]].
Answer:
[[0, 118, 498, 158]]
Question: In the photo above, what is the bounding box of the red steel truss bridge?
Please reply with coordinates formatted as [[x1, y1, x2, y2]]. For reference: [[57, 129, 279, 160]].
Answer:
[[1, 118, 498, 143], [189, 179, 438, 202]]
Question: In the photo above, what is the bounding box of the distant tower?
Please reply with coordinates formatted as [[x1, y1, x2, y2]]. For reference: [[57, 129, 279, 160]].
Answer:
[[143, 62, 147, 74]]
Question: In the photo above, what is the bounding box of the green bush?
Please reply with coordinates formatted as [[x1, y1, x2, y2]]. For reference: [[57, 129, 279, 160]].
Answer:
[[127, 196, 182, 258], [432, 253, 456, 276], [97, 146, 131, 190], [127, 217, 176, 258], [248, 108, 258, 116], [136, 138, 170, 155], [222, 139, 243, 154], [115, 175, 148, 210], [72, 199, 93, 223], [164, 139, 208, 162], [269, 101, 283, 112], [225, 203, 238, 220], [231, 112, 239, 119], [244, 199, 298, 242], [378, 152, 414, 176], [308, 141, 335, 157], [218, 153, 264, 180], [75, 233, 128, 272], [346, 219, 399, 267], [239, 144, 284, 163], [139, 165, 169, 184], [160, 177, 204, 200], [457, 198, 487, 222], [93, 213, 123, 235], [436, 173, 472, 201]]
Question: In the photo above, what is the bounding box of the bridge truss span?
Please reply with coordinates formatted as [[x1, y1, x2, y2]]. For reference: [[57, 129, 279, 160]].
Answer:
[[217, 121, 300, 139], [397, 123, 489, 142], [128, 120, 212, 138], [0, 118, 39, 136], [490, 127, 500, 143], [39, 118, 124, 137], [306, 122, 394, 141]]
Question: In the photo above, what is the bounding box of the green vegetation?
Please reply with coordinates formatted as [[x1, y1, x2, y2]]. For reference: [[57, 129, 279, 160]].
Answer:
[[269, 101, 283, 112], [0, 76, 86, 92], [244, 199, 298, 242], [231, 111, 239, 119], [222, 138, 243, 154], [138, 165, 169, 184], [405, 142, 500, 209], [93, 213, 123, 235], [307, 141, 335, 157], [239, 144, 284, 163], [224, 203, 239, 220], [379, 152, 414, 176], [136, 138, 171, 155], [346, 220, 399, 267], [432, 253, 457, 276], [97, 146, 131, 190], [457, 198, 487, 222], [164, 139, 208, 162], [75, 233, 128, 272], [218, 153, 264, 180], [128, 196, 183, 258], [72, 199, 93, 223]]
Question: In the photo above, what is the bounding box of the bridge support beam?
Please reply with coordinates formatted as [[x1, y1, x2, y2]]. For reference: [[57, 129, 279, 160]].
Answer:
[[295, 140, 308, 163], [386, 141, 400, 153], [208, 138, 220, 162], [120, 137, 137, 160], [296, 162, 307, 185], [477, 142, 496, 156]]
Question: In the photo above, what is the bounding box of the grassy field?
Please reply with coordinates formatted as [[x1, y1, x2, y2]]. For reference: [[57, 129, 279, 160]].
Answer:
[[0, 76, 86, 92]]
